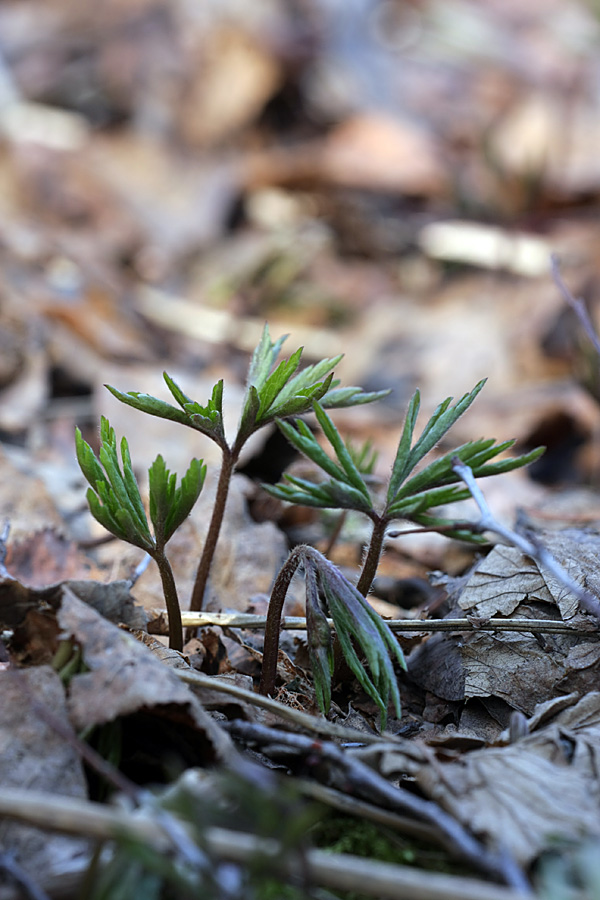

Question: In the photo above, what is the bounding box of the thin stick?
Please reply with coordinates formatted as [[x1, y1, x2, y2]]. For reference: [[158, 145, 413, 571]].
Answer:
[[153, 611, 595, 636], [0, 787, 531, 900], [175, 666, 401, 744], [452, 458, 600, 623], [225, 720, 532, 893], [551, 254, 600, 357], [294, 778, 441, 843], [0, 852, 50, 900]]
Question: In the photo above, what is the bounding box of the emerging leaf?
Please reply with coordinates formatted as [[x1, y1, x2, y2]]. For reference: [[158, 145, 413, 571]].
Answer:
[[307, 550, 405, 728], [149, 455, 207, 545], [237, 323, 387, 443], [76, 421, 154, 553], [304, 561, 334, 714], [106, 377, 226, 447], [266, 403, 373, 513]]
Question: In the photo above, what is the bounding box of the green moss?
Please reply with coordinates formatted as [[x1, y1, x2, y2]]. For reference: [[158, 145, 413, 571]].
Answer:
[[312, 814, 416, 866]]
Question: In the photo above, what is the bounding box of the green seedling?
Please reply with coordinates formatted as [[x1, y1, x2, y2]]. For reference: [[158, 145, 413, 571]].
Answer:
[[105, 325, 385, 613], [77, 325, 543, 724], [266, 383, 543, 595], [76, 418, 206, 651]]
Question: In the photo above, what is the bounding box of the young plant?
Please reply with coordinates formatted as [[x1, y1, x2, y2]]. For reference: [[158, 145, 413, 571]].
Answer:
[[267, 381, 544, 596], [76, 418, 206, 651], [77, 326, 543, 727], [257, 382, 543, 722], [105, 325, 387, 612], [259, 545, 405, 727]]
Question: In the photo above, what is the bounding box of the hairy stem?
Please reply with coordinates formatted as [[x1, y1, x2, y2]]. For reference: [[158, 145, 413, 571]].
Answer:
[[154, 549, 183, 652], [190, 449, 235, 612], [259, 548, 304, 697], [356, 515, 388, 597]]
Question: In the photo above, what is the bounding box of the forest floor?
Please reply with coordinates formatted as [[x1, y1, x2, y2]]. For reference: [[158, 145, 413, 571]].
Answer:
[[3, 2, 600, 898]]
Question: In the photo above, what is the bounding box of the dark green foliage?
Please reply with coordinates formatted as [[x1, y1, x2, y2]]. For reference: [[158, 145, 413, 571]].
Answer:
[[267, 386, 544, 542], [79, 322, 544, 720], [76, 419, 205, 552]]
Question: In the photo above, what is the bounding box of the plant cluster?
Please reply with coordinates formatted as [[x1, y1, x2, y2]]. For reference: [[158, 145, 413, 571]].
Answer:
[[76, 325, 542, 726]]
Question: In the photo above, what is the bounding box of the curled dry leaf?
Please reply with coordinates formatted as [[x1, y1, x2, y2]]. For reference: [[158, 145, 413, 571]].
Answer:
[[0, 665, 90, 884], [408, 529, 600, 718], [416, 692, 600, 865], [57, 587, 233, 764]]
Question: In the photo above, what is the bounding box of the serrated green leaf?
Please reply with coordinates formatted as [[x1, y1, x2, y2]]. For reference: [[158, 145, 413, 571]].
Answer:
[[320, 386, 391, 408], [148, 454, 169, 537], [256, 346, 303, 419], [267, 372, 335, 419], [164, 458, 206, 542], [210, 378, 223, 417], [387, 389, 420, 502], [246, 323, 289, 391], [163, 372, 193, 409], [86, 488, 123, 538], [406, 379, 487, 474], [237, 384, 261, 442], [120, 436, 153, 540], [469, 445, 545, 477], [271, 355, 342, 409], [313, 402, 370, 500], [105, 385, 191, 426], [148, 455, 206, 545], [75, 428, 108, 491], [265, 474, 373, 512], [347, 437, 377, 475], [388, 484, 472, 517], [275, 418, 348, 483], [98, 438, 148, 541]]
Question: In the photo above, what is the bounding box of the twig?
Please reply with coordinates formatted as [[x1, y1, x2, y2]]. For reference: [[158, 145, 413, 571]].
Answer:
[[224, 720, 532, 893], [294, 778, 441, 844], [452, 458, 600, 622], [0, 787, 531, 900], [551, 254, 600, 357], [174, 666, 402, 744], [154, 610, 595, 636], [0, 852, 50, 900], [2, 644, 211, 876]]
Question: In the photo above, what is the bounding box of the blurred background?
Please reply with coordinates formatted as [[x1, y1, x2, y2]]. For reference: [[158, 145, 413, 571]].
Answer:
[[2, 0, 600, 583]]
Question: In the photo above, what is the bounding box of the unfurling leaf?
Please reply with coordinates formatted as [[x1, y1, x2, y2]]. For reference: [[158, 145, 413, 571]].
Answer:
[[237, 323, 387, 442], [308, 549, 405, 727], [106, 376, 226, 447], [304, 561, 334, 714]]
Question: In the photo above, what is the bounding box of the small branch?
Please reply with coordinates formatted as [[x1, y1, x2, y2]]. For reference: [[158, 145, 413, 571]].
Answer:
[[356, 515, 388, 596], [258, 547, 304, 697], [150, 610, 595, 636], [551, 254, 600, 357], [0, 787, 532, 900], [225, 720, 532, 893], [0, 852, 50, 900], [295, 778, 441, 844], [175, 667, 401, 744], [452, 458, 600, 623], [189, 450, 235, 613]]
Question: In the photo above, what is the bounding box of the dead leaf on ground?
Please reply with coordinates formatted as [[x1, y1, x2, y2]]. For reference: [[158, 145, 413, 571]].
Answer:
[[0, 665, 90, 886], [57, 587, 233, 765], [416, 692, 600, 864], [408, 529, 600, 726]]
